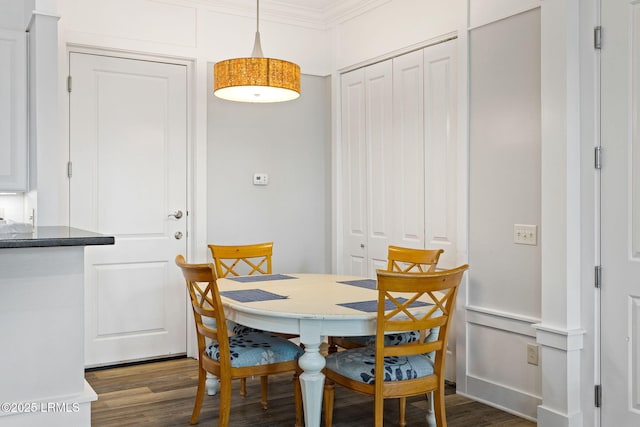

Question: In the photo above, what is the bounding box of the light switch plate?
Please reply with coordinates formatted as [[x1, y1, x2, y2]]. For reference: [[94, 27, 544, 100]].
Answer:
[[514, 224, 537, 245]]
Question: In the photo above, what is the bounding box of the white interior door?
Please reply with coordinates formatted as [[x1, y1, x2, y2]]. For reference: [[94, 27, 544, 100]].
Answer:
[[69, 52, 188, 367], [601, 1, 640, 424]]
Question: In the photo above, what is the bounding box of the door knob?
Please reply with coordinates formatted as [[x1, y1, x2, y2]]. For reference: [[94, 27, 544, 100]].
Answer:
[[360, 244, 365, 249], [174, 231, 183, 240], [168, 210, 183, 219]]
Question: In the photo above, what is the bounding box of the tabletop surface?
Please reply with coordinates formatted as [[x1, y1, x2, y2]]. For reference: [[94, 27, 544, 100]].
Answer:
[[217, 273, 435, 321]]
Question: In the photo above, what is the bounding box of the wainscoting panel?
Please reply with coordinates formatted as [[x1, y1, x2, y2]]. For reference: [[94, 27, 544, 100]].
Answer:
[[463, 306, 541, 420]]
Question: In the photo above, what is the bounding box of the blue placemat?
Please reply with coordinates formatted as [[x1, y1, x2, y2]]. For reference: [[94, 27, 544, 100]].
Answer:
[[338, 297, 432, 313], [220, 289, 288, 303], [338, 279, 377, 290], [228, 274, 297, 283]]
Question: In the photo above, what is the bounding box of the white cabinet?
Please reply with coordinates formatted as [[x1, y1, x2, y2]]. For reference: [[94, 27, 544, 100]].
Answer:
[[0, 29, 27, 191], [341, 39, 458, 275]]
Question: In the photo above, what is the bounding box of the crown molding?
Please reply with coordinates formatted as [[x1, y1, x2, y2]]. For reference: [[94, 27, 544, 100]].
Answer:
[[322, 0, 391, 27], [164, 0, 388, 30]]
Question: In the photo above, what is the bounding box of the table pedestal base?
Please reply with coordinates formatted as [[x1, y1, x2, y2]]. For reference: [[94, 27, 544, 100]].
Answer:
[[298, 341, 326, 427]]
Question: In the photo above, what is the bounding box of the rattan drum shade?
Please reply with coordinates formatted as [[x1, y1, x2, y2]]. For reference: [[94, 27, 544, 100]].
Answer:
[[213, 57, 300, 103]]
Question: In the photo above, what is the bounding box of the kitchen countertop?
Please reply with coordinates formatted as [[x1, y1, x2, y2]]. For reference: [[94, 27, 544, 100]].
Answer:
[[0, 226, 115, 248]]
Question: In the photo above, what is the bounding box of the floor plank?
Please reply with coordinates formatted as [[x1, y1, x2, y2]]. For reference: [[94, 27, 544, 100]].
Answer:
[[86, 358, 536, 426]]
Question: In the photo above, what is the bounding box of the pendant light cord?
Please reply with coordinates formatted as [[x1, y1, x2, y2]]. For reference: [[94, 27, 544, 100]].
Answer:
[[251, 0, 264, 57]]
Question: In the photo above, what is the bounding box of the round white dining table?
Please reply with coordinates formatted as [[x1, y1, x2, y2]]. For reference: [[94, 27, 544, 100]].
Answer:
[[216, 273, 385, 427]]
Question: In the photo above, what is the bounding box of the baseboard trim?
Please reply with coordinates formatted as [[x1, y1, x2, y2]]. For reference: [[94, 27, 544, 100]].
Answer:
[[462, 374, 540, 421]]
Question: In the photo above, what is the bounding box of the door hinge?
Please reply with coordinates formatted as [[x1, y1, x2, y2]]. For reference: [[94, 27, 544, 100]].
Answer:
[[595, 146, 602, 169], [595, 384, 602, 407], [67, 161, 73, 178], [67, 75, 72, 93], [594, 26, 602, 50], [595, 265, 602, 288]]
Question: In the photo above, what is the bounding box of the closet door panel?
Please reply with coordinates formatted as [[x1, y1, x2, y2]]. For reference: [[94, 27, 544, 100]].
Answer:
[[424, 40, 458, 268], [393, 49, 425, 249], [365, 60, 394, 277], [341, 68, 368, 276]]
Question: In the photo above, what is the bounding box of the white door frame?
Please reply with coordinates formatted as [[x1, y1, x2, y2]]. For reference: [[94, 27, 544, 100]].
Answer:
[[65, 45, 207, 359]]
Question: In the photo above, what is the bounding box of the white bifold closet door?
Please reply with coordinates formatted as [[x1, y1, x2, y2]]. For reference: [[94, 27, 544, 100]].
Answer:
[[341, 39, 458, 277]]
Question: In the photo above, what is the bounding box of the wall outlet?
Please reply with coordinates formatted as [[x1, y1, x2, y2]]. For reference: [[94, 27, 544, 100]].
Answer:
[[514, 224, 537, 245], [527, 343, 539, 366]]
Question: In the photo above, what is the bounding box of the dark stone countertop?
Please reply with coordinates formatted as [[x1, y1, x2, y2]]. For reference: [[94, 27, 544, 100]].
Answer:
[[0, 226, 115, 249]]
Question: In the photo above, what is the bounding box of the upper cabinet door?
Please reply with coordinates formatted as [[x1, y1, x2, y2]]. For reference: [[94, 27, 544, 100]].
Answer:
[[0, 29, 27, 192]]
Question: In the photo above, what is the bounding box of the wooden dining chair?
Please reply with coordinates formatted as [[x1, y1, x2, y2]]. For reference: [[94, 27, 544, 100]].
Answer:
[[208, 242, 273, 278], [327, 246, 445, 425], [175, 255, 303, 427], [208, 242, 298, 396], [323, 264, 469, 427], [328, 246, 445, 352]]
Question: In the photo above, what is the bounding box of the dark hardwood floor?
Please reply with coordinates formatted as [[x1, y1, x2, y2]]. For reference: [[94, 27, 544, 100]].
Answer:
[[86, 357, 536, 427]]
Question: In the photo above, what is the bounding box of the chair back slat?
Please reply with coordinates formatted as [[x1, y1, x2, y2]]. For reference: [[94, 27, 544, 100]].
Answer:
[[383, 340, 444, 358], [387, 245, 444, 273], [209, 242, 273, 277]]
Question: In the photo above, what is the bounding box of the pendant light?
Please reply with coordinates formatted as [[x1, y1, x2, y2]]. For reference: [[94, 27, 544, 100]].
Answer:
[[213, 0, 300, 103]]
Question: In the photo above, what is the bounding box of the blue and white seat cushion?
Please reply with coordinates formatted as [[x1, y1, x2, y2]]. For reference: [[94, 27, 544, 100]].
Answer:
[[336, 331, 420, 347], [230, 322, 262, 335], [202, 316, 261, 336], [206, 331, 303, 367], [333, 326, 440, 348], [324, 346, 434, 384]]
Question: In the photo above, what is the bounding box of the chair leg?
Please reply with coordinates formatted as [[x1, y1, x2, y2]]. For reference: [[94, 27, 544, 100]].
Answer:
[[425, 391, 436, 427], [374, 392, 384, 427], [433, 386, 447, 427], [240, 377, 247, 397], [399, 397, 407, 427], [260, 376, 269, 410], [323, 379, 335, 427], [190, 365, 207, 425], [294, 371, 303, 427], [218, 376, 232, 427]]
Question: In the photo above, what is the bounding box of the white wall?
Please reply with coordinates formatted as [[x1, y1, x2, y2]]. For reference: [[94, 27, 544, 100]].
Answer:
[[0, 0, 26, 30], [0, 194, 27, 223], [207, 72, 331, 273], [332, 0, 459, 70], [466, 8, 541, 418], [0, 3, 27, 222], [57, 0, 330, 75]]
